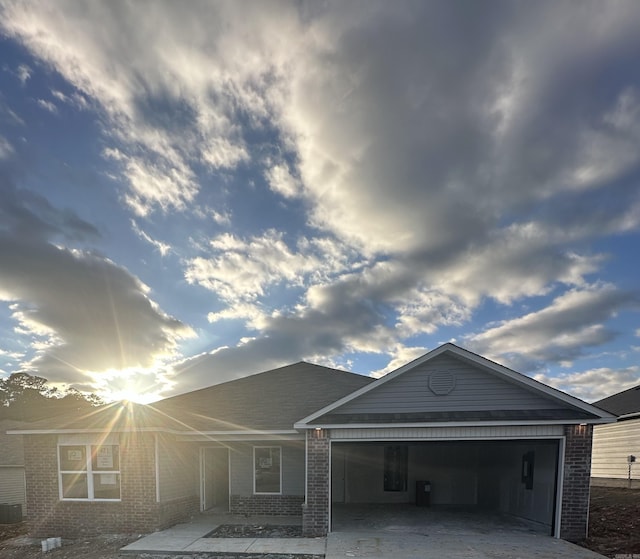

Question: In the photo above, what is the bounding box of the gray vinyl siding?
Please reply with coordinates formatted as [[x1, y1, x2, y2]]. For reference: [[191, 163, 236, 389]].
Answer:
[[157, 435, 198, 502], [337, 354, 565, 414], [0, 466, 26, 515], [592, 419, 640, 480], [229, 441, 304, 496]]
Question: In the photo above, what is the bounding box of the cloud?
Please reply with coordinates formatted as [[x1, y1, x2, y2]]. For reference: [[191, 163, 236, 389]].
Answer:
[[534, 366, 640, 403], [131, 220, 171, 257], [466, 283, 639, 372], [16, 63, 31, 84], [0, 177, 193, 388], [185, 230, 357, 303], [36, 98, 57, 113]]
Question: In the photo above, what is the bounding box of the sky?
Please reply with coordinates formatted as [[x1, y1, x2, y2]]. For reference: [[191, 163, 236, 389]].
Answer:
[[0, 0, 639, 405]]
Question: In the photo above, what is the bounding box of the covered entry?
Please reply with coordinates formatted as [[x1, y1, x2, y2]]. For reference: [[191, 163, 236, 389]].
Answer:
[[331, 438, 560, 535], [200, 447, 230, 512]]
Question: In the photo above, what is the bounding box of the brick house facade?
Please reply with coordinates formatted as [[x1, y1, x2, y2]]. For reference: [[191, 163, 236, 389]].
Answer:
[[10, 344, 612, 542]]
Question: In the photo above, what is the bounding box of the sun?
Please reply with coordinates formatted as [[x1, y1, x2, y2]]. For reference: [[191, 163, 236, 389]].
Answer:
[[92, 367, 168, 404]]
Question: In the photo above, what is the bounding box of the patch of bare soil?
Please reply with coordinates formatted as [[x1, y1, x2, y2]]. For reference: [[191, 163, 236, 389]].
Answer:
[[0, 524, 140, 559], [581, 485, 640, 558], [0, 522, 319, 559]]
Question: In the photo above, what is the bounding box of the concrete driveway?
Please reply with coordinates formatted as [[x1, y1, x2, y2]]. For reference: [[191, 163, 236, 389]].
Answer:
[[326, 531, 607, 559], [328, 505, 607, 559]]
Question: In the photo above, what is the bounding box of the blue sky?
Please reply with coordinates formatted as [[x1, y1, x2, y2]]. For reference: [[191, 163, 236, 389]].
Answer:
[[0, 1, 639, 404]]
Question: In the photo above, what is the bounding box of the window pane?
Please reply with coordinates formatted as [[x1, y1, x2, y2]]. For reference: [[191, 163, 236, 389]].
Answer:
[[91, 445, 119, 471], [255, 447, 280, 493], [93, 473, 121, 499], [59, 446, 87, 471], [61, 473, 88, 498]]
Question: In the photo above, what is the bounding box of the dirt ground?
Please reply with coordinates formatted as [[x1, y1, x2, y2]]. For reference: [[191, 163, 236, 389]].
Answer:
[[0, 486, 638, 558], [581, 485, 640, 558]]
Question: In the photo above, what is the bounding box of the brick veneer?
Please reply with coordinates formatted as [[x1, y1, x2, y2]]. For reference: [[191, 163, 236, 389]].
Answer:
[[23, 432, 196, 538], [230, 494, 304, 516], [302, 429, 330, 537], [560, 424, 593, 542]]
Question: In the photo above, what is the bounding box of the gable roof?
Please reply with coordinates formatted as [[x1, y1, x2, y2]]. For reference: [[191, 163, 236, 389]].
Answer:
[[594, 385, 640, 417], [9, 362, 374, 435], [295, 343, 615, 428]]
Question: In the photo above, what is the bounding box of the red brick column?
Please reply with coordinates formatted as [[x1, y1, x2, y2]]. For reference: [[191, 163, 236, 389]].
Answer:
[[302, 429, 330, 537], [560, 424, 593, 542]]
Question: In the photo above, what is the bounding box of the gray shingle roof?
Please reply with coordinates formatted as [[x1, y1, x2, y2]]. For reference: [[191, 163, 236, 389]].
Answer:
[[10, 362, 374, 434], [594, 385, 640, 417], [155, 361, 374, 431]]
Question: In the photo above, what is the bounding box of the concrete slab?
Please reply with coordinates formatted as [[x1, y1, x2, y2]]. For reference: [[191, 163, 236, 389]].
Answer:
[[325, 531, 608, 559], [184, 538, 258, 553], [121, 535, 199, 552], [246, 537, 326, 555]]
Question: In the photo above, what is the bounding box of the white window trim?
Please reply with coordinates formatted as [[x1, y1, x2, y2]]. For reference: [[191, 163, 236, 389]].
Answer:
[[253, 446, 282, 495], [57, 442, 121, 502]]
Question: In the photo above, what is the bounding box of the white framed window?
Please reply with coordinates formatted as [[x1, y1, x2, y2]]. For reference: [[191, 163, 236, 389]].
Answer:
[[58, 443, 121, 501], [253, 446, 281, 494]]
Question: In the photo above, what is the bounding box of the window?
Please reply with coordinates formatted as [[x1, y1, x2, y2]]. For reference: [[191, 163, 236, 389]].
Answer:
[[58, 444, 121, 500], [253, 446, 281, 494]]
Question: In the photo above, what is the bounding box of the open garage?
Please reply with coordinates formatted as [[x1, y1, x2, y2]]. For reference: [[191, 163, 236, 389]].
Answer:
[[296, 344, 613, 540], [330, 439, 560, 535]]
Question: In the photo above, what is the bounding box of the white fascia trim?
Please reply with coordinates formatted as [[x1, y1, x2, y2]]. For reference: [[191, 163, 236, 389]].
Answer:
[[295, 418, 613, 430], [617, 411, 640, 421], [169, 429, 300, 437], [295, 343, 616, 426], [6, 428, 166, 435], [7, 428, 301, 436], [176, 434, 304, 442]]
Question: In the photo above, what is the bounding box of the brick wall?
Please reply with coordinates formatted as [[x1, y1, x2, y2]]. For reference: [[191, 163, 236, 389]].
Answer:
[[24, 432, 164, 538], [302, 429, 330, 537], [560, 424, 593, 542], [158, 495, 199, 528], [230, 494, 304, 516]]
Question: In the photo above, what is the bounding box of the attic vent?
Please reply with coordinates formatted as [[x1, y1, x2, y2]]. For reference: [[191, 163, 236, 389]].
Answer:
[[429, 371, 456, 396]]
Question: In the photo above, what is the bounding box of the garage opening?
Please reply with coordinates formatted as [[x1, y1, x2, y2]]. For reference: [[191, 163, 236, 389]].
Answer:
[[331, 440, 559, 535]]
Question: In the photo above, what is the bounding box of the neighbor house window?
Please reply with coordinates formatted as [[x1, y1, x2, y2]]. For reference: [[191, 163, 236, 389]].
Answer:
[[254, 446, 281, 494], [58, 444, 121, 500]]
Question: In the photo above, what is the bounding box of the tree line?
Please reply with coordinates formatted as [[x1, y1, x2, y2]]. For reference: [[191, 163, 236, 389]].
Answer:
[[0, 372, 103, 422]]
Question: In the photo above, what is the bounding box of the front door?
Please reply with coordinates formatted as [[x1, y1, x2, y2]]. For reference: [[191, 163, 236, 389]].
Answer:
[[200, 447, 230, 511]]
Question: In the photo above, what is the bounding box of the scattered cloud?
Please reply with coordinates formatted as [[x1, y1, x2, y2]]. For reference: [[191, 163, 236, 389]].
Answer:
[[36, 98, 57, 113], [466, 283, 638, 372], [535, 366, 640, 403]]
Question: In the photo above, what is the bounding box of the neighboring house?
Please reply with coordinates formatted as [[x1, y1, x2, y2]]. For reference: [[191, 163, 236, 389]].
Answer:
[[0, 419, 27, 518], [591, 385, 640, 488], [8, 344, 614, 542]]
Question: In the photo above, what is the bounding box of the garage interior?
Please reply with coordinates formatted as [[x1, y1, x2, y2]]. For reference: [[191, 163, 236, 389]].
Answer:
[[330, 440, 559, 535]]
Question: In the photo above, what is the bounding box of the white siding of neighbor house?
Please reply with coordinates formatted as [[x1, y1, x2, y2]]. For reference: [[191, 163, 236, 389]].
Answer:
[[592, 419, 640, 480], [0, 466, 26, 515], [229, 441, 305, 496], [330, 425, 564, 440], [336, 354, 566, 414]]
